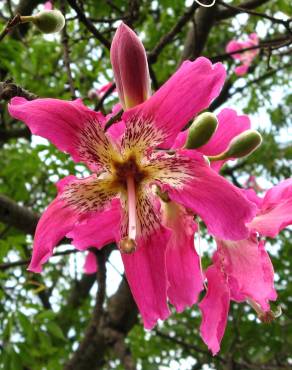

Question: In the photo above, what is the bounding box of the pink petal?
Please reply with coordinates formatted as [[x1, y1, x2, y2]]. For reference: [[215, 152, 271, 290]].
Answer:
[[110, 22, 150, 109], [122, 226, 171, 329], [159, 151, 256, 240], [83, 251, 98, 274], [123, 57, 226, 148], [171, 130, 188, 149], [67, 199, 122, 250], [248, 179, 292, 237], [241, 188, 263, 208], [107, 121, 126, 143], [215, 237, 277, 311], [162, 202, 203, 312], [8, 97, 105, 166], [225, 40, 244, 59], [199, 266, 230, 355], [235, 64, 249, 76], [97, 82, 115, 97], [28, 197, 79, 273], [44, 1, 53, 10], [198, 108, 250, 172]]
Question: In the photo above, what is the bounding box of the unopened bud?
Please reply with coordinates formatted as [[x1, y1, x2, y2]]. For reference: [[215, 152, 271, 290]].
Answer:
[[21, 10, 65, 34], [185, 112, 218, 149], [209, 130, 262, 161], [110, 22, 150, 109]]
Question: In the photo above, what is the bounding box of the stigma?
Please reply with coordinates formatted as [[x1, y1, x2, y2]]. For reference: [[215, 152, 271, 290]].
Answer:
[[119, 237, 137, 253]]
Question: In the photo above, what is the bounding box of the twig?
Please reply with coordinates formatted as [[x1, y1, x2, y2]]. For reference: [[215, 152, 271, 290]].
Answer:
[[218, 0, 292, 34], [155, 329, 222, 359], [0, 79, 37, 101], [104, 108, 123, 131], [0, 249, 80, 270], [210, 35, 292, 62], [94, 82, 116, 111], [61, 1, 76, 99], [66, 0, 111, 49], [0, 14, 21, 42], [147, 0, 199, 64]]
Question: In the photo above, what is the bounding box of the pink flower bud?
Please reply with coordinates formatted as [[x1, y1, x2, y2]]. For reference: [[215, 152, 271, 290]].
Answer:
[[110, 22, 150, 110]]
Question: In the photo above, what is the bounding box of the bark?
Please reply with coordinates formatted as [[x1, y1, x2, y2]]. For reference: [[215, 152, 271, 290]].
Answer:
[[180, 5, 218, 63], [64, 278, 138, 370]]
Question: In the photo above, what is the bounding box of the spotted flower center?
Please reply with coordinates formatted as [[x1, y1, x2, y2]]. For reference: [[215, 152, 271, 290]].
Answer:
[[111, 154, 149, 189], [61, 119, 193, 253]]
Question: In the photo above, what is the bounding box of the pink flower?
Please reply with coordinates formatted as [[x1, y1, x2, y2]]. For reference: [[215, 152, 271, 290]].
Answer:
[[44, 1, 53, 10], [8, 23, 257, 329], [83, 251, 98, 274], [226, 33, 259, 76], [88, 82, 115, 101], [248, 178, 292, 237], [199, 236, 276, 355], [199, 178, 292, 354]]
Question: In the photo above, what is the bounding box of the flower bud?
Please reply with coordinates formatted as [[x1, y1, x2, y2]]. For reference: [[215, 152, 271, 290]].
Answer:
[[185, 112, 218, 149], [110, 22, 150, 109], [20, 10, 65, 34], [209, 130, 262, 161]]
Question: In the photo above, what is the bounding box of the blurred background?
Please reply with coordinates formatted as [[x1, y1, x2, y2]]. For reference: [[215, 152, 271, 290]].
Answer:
[[0, 0, 291, 369]]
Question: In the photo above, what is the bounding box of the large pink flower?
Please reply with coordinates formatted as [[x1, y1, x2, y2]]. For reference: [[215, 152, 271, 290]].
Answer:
[[248, 178, 292, 237], [199, 179, 292, 354], [226, 33, 259, 76], [199, 236, 276, 355], [9, 23, 256, 329]]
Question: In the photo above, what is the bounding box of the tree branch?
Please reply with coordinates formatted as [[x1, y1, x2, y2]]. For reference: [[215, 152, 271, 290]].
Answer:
[[217, 0, 292, 33], [64, 276, 138, 370], [0, 80, 37, 101], [216, 0, 271, 20], [148, 0, 199, 64], [61, 0, 76, 99], [0, 194, 39, 235], [66, 0, 111, 49], [180, 4, 218, 63]]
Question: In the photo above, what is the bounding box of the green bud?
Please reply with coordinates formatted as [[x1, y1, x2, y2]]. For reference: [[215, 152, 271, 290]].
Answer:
[[185, 112, 218, 149], [209, 130, 262, 161], [33, 10, 65, 34]]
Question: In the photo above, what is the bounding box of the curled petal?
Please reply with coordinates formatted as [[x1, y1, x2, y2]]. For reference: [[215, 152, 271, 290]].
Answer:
[[248, 179, 292, 237], [154, 151, 256, 240], [162, 201, 203, 312], [215, 237, 277, 311], [123, 57, 226, 148], [199, 266, 230, 355], [83, 251, 98, 274], [122, 226, 171, 329]]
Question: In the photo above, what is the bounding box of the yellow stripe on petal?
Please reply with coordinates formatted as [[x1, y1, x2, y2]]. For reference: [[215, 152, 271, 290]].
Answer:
[[144, 154, 194, 188], [121, 115, 166, 159], [61, 175, 118, 213], [78, 119, 120, 172]]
